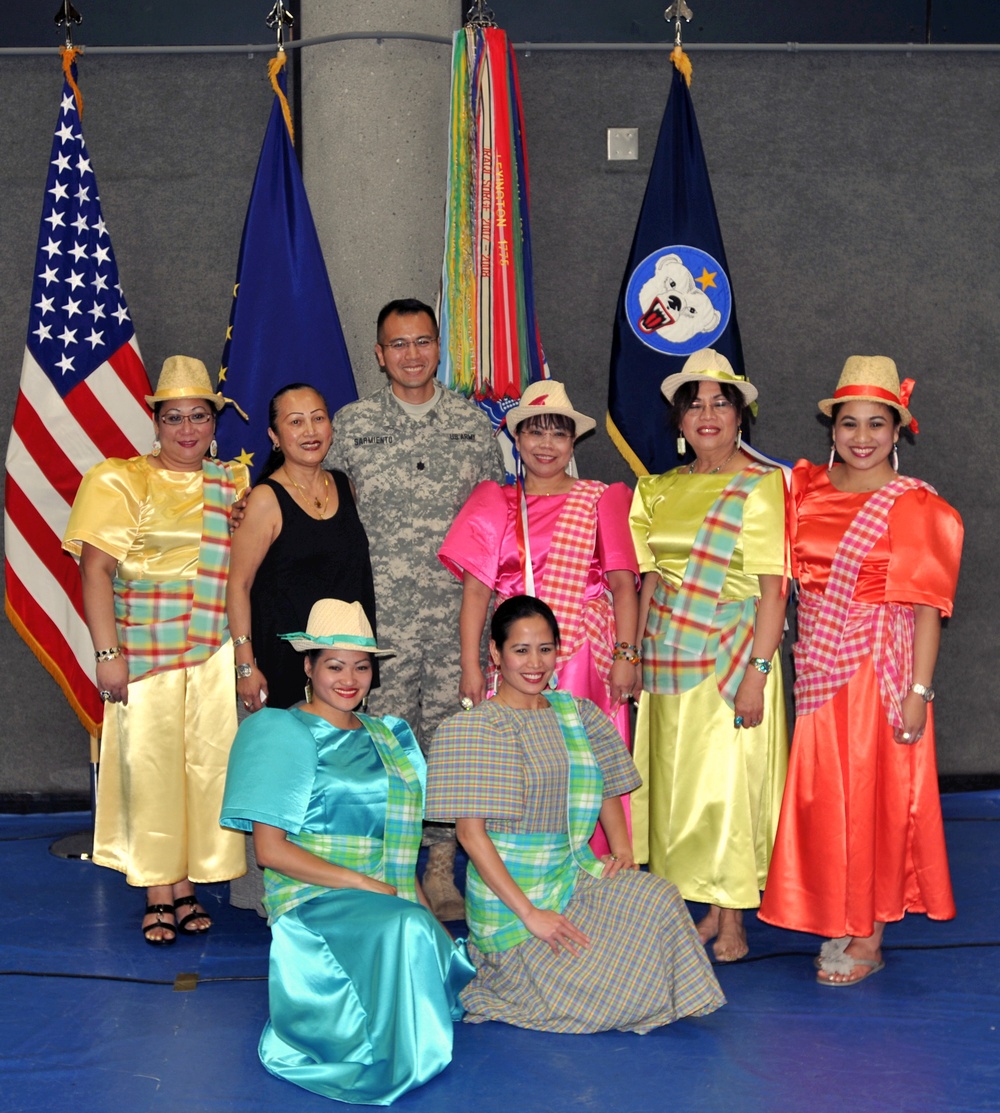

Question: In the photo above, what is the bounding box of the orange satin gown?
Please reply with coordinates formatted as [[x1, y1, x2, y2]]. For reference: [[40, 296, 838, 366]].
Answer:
[[758, 462, 964, 938]]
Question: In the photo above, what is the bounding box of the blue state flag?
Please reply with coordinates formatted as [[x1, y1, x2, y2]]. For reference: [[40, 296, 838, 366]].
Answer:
[[607, 59, 745, 477], [215, 72, 356, 477]]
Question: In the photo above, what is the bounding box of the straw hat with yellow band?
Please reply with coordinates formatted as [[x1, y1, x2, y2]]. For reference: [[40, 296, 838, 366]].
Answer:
[[145, 354, 248, 419], [503, 380, 597, 437], [280, 598, 395, 658], [660, 348, 759, 417], [818, 355, 918, 433]]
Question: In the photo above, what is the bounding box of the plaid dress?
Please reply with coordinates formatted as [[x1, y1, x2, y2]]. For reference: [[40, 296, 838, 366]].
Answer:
[[427, 698, 724, 1033]]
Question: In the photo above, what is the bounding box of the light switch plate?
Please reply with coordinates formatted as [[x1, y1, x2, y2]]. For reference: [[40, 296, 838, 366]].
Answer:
[[607, 127, 638, 160]]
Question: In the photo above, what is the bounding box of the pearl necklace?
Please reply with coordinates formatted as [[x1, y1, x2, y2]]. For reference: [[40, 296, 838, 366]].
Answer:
[[687, 445, 741, 475]]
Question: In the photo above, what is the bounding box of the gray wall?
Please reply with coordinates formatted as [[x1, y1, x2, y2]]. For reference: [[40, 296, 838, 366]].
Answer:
[[0, 54, 274, 794], [1, 42, 996, 793], [516, 49, 997, 774]]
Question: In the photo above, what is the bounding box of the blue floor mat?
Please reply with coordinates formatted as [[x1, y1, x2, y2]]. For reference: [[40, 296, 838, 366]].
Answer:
[[2, 797, 998, 1113]]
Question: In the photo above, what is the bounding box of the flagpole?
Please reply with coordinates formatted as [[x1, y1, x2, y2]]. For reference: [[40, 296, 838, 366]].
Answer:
[[8, 2, 152, 852], [48, 0, 95, 861], [49, 730, 99, 860]]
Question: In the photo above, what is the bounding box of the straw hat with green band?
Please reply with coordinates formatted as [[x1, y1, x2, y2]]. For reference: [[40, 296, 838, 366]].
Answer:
[[280, 598, 395, 657], [660, 348, 759, 417]]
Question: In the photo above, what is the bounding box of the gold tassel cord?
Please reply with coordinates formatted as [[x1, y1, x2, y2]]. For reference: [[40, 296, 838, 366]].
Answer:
[[268, 51, 295, 144], [60, 45, 84, 118], [671, 45, 693, 86]]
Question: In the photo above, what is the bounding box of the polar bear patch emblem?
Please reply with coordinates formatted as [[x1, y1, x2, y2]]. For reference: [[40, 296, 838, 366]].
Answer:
[[626, 245, 731, 355]]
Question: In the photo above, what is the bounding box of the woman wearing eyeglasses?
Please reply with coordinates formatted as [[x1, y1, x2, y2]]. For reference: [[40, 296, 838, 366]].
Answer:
[[629, 349, 789, 964], [63, 356, 250, 946]]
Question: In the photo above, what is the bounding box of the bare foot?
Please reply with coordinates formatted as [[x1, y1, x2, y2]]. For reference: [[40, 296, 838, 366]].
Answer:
[[695, 905, 721, 944], [712, 908, 748, 963]]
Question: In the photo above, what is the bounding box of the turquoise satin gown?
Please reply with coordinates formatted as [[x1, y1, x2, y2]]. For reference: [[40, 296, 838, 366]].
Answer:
[[222, 707, 475, 1106]]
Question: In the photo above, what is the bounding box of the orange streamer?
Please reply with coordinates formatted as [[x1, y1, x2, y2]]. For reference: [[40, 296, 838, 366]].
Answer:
[[268, 51, 295, 145], [60, 46, 84, 118]]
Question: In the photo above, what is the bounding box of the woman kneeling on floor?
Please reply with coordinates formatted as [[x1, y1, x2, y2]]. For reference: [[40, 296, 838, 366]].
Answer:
[[425, 595, 724, 1033], [221, 599, 474, 1105]]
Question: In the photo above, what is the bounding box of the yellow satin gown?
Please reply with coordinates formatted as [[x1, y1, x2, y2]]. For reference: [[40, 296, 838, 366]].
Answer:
[[64, 456, 247, 887], [629, 468, 788, 909]]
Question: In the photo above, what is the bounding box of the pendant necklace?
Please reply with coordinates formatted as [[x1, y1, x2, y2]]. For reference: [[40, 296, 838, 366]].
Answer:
[[687, 445, 741, 475], [289, 473, 330, 516]]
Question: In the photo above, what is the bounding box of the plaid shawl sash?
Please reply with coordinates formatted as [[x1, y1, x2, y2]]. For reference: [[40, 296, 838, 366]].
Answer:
[[264, 714, 424, 924], [642, 464, 771, 710], [465, 691, 604, 953], [506, 479, 614, 689], [793, 476, 934, 727], [114, 461, 237, 682]]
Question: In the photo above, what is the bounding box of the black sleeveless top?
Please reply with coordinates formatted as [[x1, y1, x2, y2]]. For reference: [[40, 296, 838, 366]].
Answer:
[[250, 470, 378, 709]]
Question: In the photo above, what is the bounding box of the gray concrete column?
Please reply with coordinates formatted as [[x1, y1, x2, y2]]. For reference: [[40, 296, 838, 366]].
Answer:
[[300, 1, 460, 394]]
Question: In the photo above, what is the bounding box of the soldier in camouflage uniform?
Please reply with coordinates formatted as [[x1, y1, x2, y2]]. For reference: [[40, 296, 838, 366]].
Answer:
[[326, 298, 504, 921]]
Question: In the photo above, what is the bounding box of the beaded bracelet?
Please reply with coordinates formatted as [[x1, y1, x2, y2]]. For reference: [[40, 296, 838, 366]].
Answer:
[[612, 642, 641, 665], [94, 646, 123, 662]]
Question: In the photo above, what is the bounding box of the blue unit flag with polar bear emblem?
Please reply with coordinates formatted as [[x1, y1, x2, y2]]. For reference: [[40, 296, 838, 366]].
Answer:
[[608, 56, 745, 476]]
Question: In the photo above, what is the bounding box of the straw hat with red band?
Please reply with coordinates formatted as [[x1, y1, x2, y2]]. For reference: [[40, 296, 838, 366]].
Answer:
[[818, 355, 919, 433], [503, 380, 597, 437]]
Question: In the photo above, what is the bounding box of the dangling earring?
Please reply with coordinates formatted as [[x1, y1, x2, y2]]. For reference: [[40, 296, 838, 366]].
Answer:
[[676, 435, 687, 455], [736, 430, 743, 452], [892, 443, 899, 472], [304, 680, 313, 704], [361, 695, 369, 713], [547, 672, 558, 690], [151, 438, 161, 457], [827, 445, 836, 471], [209, 438, 218, 459]]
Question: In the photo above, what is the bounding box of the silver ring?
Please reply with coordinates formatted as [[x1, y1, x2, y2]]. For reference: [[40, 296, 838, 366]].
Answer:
[[243, 701, 252, 710], [460, 697, 474, 711], [99, 690, 112, 701], [902, 731, 911, 740]]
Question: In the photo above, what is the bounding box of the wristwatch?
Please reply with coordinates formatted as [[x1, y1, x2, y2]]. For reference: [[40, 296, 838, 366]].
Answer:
[[235, 663, 254, 679], [748, 657, 772, 674], [910, 682, 935, 702]]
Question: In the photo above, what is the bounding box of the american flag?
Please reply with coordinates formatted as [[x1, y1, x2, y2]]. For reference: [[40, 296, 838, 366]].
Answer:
[[4, 66, 152, 736]]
